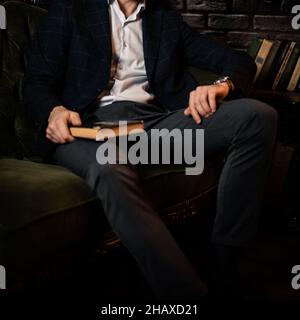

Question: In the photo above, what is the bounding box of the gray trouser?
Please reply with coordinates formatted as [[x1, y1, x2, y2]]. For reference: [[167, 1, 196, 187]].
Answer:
[[52, 98, 277, 299]]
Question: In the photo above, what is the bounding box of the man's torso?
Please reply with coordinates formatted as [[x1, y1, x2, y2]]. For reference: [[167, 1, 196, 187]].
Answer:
[[99, 0, 155, 106]]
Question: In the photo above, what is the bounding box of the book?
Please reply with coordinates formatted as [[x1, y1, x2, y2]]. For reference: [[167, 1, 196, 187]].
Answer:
[[264, 41, 290, 89], [272, 41, 296, 90], [255, 40, 281, 89], [70, 120, 144, 141], [287, 55, 300, 91], [276, 42, 300, 91], [253, 39, 274, 84], [248, 38, 263, 59]]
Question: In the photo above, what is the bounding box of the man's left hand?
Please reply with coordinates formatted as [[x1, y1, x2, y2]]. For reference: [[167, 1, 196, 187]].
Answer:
[[184, 83, 230, 124]]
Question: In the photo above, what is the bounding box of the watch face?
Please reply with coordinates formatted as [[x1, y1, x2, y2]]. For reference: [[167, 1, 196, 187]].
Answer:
[[213, 77, 234, 91], [214, 76, 229, 84], [220, 77, 230, 83]]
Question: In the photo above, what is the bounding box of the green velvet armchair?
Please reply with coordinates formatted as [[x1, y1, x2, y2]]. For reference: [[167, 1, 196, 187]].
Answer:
[[0, 1, 222, 291]]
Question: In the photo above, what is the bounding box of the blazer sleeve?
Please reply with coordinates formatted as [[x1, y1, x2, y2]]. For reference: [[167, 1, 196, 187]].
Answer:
[[23, 0, 71, 128], [179, 17, 257, 96]]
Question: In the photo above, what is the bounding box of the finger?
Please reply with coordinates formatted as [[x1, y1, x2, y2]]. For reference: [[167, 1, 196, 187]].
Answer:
[[196, 88, 212, 116], [46, 132, 60, 144], [208, 89, 217, 113], [184, 107, 191, 116], [70, 112, 82, 126], [189, 105, 202, 124], [189, 91, 202, 124], [47, 124, 66, 143], [56, 119, 75, 143], [198, 97, 211, 116], [188, 91, 196, 109], [190, 107, 202, 124]]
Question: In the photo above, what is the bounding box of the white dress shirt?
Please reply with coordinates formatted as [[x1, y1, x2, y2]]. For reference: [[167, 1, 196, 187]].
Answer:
[[99, 0, 155, 107]]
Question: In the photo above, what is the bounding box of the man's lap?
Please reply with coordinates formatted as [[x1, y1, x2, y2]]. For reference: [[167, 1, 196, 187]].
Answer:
[[52, 98, 274, 172]]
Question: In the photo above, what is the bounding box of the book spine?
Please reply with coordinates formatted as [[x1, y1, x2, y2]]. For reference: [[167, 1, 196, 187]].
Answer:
[[265, 42, 290, 89], [248, 38, 263, 59], [253, 39, 274, 84], [255, 40, 281, 88], [287, 55, 300, 91], [277, 43, 300, 91], [272, 42, 296, 90], [69, 127, 97, 140]]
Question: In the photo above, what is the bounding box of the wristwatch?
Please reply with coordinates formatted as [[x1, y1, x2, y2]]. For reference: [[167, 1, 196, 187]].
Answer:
[[213, 76, 235, 92]]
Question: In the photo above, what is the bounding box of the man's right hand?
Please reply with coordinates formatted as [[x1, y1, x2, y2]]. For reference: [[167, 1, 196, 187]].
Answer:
[[46, 106, 82, 144]]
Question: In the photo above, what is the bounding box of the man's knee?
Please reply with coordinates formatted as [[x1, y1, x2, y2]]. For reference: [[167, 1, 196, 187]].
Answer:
[[84, 162, 115, 189], [245, 98, 277, 141], [245, 98, 277, 125], [85, 162, 134, 190], [229, 98, 277, 141]]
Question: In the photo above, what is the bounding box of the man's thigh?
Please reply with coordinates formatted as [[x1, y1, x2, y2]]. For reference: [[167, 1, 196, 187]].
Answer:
[[52, 98, 269, 170], [149, 98, 266, 159], [52, 139, 102, 178]]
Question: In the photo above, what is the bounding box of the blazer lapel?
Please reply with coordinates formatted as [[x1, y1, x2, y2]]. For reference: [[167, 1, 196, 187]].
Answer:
[[142, 8, 163, 82], [83, 0, 112, 62], [82, 0, 162, 81]]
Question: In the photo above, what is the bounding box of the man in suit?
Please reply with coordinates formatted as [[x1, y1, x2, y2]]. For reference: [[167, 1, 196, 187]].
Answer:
[[23, 0, 277, 300]]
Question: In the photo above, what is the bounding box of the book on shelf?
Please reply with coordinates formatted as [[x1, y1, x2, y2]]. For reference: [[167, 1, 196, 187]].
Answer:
[[272, 41, 297, 90], [276, 42, 300, 91], [248, 38, 263, 59], [255, 40, 281, 88], [253, 39, 274, 84], [248, 37, 300, 93], [287, 55, 300, 92], [264, 41, 291, 89], [69, 120, 145, 141]]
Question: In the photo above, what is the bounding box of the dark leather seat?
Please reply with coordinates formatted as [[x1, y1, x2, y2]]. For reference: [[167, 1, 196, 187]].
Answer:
[[0, 1, 222, 291]]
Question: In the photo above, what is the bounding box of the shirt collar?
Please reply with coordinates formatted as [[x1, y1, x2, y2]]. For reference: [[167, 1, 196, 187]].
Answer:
[[107, 0, 146, 10], [108, 0, 146, 21]]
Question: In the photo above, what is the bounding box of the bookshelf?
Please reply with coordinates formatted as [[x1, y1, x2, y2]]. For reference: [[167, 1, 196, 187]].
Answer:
[[250, 89, 300, 104], [249, 38, 300, 98]]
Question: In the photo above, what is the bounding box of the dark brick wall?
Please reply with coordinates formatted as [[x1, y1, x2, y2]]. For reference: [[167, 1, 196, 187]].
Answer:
[[170, 0, 300, 51], [2, 0, 299, 51]]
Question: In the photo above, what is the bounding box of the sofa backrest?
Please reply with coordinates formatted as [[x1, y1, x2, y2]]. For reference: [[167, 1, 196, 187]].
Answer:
[[0, 1, 46, 159], [1, 1, 46, 97]]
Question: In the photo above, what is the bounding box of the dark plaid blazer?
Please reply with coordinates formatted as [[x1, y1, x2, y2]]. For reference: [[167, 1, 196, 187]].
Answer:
[[23, 0, 256, 156]]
